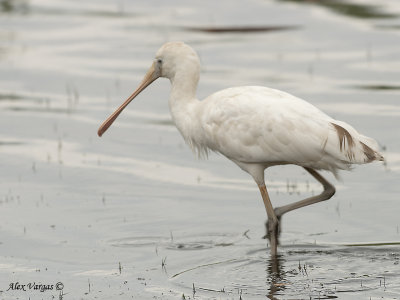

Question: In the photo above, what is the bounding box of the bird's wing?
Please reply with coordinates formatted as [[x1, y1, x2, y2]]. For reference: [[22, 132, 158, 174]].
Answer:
[[201, 87, 330, 162], [200, 86, 382, 174]]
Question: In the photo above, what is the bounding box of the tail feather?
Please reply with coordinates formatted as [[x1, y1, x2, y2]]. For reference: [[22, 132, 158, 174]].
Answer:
[[358, 134, 385, 162], [329, 121, 384, 164], [360, 141, 384, 162]]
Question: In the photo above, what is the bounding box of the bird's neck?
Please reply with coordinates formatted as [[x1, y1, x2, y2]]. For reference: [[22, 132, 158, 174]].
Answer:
[[168, 70, 200, 114], [168, 72, 203, 151], [169, 70, 199, 101]]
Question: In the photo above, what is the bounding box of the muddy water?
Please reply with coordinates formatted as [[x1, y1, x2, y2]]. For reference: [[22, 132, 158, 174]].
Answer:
[[0, 0, 399, 299]]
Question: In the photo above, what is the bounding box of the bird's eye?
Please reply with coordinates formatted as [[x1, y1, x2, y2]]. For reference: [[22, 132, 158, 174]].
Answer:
[[157, 58, 163, 64]]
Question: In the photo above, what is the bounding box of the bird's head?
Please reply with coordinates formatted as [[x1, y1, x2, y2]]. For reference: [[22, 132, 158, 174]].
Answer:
[[97, 41, 200, 137], [155, 41, 200, 80]]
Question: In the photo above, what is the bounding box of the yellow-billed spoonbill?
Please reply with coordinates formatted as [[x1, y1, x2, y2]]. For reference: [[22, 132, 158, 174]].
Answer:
[[98, 42, 384, 256]]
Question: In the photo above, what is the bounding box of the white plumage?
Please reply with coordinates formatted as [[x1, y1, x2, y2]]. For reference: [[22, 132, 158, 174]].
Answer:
[[193, 86, 382, 179], [98, 42, 384, 256]]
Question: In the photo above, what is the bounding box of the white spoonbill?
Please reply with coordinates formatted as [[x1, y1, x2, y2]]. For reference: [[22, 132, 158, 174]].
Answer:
[[98, 42, 384, 256]]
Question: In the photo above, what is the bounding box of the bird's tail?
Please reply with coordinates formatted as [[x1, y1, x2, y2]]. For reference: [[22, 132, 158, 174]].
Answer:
[[329, 121, 384, 164]]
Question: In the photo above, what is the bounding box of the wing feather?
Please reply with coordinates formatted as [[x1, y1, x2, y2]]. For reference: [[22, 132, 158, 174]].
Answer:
[[197, 86, 383, 175]]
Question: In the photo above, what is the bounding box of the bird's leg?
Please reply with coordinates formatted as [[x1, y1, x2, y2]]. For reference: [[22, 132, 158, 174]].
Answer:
[[274, 167, 336, 219], [259, 184, 279, 256], [263, 215, 282, 242]]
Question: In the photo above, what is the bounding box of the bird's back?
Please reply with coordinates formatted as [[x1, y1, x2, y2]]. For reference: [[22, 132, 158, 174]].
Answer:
[[194, 86, 383, 175]]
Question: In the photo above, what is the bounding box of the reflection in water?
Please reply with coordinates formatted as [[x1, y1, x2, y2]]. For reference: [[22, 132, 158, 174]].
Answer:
[[0, 0, 29, 14], [266, 255, 286, 300], [278, 0, 397, 19], [185, 25, 300, 34], [352, 84, 400, 91]]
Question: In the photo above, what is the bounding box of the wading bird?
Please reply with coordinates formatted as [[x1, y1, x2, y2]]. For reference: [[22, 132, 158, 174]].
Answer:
[[98, 42, 384, 256]]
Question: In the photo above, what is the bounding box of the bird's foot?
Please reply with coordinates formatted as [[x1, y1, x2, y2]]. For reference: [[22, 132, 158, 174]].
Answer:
[[262, 216, 282, 246]]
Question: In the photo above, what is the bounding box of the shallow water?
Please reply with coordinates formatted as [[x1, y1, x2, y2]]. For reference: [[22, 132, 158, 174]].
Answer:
[[0, 0, 399, 299]]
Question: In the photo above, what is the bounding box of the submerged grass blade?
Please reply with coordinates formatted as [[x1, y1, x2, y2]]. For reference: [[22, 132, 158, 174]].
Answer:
[[344, 241, 400, 247], [172, 259, 237, 278]]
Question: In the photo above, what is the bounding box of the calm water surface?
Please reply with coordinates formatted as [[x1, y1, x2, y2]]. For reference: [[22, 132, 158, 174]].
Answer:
[[0, 0, 399, 299]]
